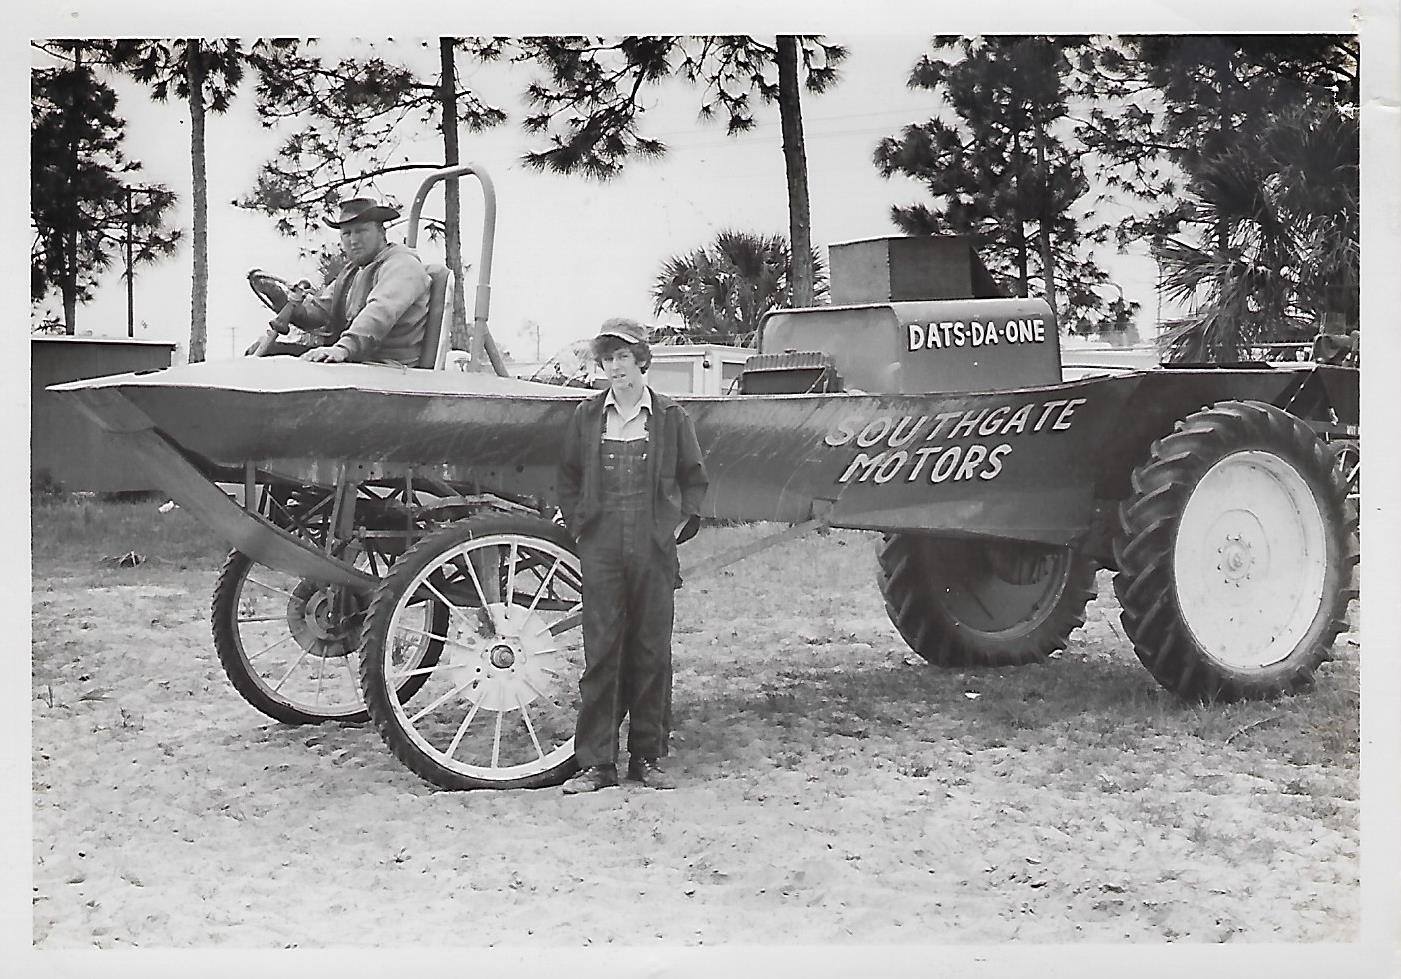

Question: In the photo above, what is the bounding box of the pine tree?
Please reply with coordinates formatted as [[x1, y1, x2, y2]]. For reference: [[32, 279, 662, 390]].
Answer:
[[30, 48, 179, 334], [872, 36, 1123, 332]]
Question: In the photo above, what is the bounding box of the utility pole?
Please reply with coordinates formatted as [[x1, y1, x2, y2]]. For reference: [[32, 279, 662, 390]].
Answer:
[[522, 319, 542, 361], [125, 187, 134, 337], [123, 185, 154, 338]]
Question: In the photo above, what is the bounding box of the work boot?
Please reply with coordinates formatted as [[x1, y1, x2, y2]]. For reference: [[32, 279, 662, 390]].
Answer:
[[562, 764, 618, 795], [626, 757, 676, 790]]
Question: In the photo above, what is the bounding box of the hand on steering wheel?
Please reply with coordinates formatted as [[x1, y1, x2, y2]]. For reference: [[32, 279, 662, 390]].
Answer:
[[248, 269, 313, 312]]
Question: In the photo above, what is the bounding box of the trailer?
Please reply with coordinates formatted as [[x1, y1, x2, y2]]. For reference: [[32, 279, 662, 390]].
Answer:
[[52, 165, 1359, 791]]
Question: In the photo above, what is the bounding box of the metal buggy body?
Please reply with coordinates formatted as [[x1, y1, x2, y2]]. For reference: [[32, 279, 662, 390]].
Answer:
[[53, 166, 1360, 791]]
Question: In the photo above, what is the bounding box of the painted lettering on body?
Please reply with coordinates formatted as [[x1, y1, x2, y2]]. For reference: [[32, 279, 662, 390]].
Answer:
[[825, 396, 1085, 486], [906, 318, 1046, 352]]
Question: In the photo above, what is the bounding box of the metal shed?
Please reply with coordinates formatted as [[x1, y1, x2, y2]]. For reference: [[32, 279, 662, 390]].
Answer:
[[32, 335, 177, 493]]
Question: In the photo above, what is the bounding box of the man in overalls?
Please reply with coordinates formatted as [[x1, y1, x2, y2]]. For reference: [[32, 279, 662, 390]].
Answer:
[[557, 319, 709, 794]]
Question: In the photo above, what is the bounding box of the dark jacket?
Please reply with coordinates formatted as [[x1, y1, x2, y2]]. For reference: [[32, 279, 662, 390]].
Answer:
[[558, 387, 709, 547]]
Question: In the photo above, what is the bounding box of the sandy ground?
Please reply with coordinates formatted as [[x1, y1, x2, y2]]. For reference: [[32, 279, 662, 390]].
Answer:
[[31, 529, 1360, 949]]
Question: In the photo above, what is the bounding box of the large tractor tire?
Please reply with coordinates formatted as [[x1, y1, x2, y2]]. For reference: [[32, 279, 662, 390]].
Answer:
[[359, 514, 587, 790], [877, 535, 1096, 668], [1113, 400, 1355, 702]]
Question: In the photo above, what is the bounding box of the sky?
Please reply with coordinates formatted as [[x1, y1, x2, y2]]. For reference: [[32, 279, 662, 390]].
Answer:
[[32, 33, 1180, 365]]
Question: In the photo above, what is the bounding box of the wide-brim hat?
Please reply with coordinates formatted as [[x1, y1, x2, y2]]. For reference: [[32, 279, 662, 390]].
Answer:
[[324, 197, 401, 229]]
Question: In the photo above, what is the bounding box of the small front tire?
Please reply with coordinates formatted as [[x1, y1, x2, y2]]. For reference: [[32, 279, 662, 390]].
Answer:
[[359, 514, 587, 790], [212, 550, 445, 724]]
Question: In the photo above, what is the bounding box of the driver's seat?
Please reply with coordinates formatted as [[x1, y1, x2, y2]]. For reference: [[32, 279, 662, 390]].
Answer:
[[419, 264, 452, 369]]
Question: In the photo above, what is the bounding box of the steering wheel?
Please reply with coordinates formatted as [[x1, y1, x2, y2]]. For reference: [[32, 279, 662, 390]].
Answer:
[[247, 269, 296, 313]]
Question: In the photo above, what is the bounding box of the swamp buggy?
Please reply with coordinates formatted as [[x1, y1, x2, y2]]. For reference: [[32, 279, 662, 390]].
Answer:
[[54, 165, 1361, 791]]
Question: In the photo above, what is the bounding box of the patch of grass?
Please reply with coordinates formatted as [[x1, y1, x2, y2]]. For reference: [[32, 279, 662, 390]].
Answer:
[[758, 688, 801, 715], [32, 496, 228, 572]]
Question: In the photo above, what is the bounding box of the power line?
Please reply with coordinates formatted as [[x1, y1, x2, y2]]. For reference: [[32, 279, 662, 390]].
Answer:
[[642, 105, 933, 141], [648, 113, 933, 148], [660, 125, 913, 153]]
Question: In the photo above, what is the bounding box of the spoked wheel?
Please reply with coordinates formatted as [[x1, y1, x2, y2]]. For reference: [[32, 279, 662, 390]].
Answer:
[[1113, 400, 1353, 702], [212, 549, 447, 724], [877, 534, 1095, 667], [359, 514, 586, 790]]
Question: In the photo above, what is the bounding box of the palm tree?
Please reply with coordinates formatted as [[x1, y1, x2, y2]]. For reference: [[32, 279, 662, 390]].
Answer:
[[651, 230, 826, 345], [1156, 103, 1358, 362]]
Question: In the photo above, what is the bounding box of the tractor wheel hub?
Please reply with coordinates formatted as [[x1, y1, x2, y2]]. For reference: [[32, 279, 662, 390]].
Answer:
[[488, 643, 517, 669]]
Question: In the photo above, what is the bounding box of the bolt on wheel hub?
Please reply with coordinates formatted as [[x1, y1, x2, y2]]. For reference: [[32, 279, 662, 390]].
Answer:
[[1217, 530, 1260, 586], [1205, 513, 1269, 594]]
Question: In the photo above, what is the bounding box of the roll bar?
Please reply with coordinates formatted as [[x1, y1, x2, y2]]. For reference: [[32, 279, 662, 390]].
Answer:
[[406, 164, 507, 376]]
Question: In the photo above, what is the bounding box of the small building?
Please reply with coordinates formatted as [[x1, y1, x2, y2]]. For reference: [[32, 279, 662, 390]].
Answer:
[[31, 335, 177, 494], [646, 344, 754, 396]]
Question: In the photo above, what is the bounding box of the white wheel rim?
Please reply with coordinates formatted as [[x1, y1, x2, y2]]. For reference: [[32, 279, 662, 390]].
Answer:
[[1174, 450, 1328, 670], [379, 533, 583, 782]]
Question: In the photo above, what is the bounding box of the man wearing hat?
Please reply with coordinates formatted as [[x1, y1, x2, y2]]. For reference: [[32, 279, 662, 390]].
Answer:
[[557, 318, 709, 794], [252, 197, 432, 366]]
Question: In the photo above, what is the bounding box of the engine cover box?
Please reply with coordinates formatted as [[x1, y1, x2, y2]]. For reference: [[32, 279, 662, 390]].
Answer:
[[759, 298, 1061, 395], [828, 236, 1003, 305]]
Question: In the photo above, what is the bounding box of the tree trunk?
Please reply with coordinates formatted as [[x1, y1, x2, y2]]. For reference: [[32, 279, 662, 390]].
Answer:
[[61, 249, 77, 334], [1036, 220, 1058, 321], [1011, 130, 1029, 298], [1034, 129, 1060, 322], [61, 53, 81, 333], [1211, 46, 1235, 360], [62, 153, 78, 333], [438, 38, 475, 365], [776, 36, 814, 308], [186, 42, 208, 363]]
